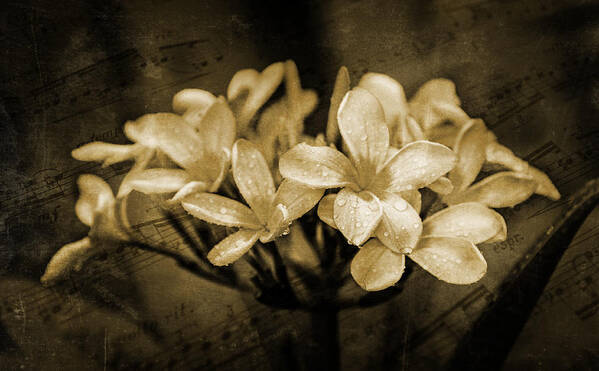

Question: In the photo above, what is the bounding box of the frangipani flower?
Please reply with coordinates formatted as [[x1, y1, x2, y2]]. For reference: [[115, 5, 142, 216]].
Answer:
[[181, 139, 324, 266], [280, 88, 457, 253], [41, 175, 128, 284], [408, 78, 470, 134], [74, 92, 236, 201], [349, 202, 506, 291], [227, 62, 285, 133], [400, 78, 560, 205], [253, 60, 318, 169], [442, 119, 560, 207]]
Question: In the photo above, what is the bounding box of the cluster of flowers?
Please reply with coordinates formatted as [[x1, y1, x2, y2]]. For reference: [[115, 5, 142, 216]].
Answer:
[[42, 61, 560, 291]]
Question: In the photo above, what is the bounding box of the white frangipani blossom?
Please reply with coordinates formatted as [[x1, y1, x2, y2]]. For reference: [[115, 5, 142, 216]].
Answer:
[[41, 175, 128, 284], [181, 139, 324, 266], [280, 87, 457, 252]]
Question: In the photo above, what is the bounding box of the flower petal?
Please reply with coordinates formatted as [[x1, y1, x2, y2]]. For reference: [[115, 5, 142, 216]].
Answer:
[[337, 88, 389, 185], [172, 88, 216, 114], [271, 179, 324, 222], [261, 204, 290, 242], [181, 193, 262, 229], [232, 139, 276, 224], [410, 236, 487, 284], [427, 177, 454, 195], [279, 143, 359, 188], [197, 97, 236, 151], [317, 194, 337, 229], [449, 119, 489, 192], [170, 181, 210, 201], [333, 188, 382, 246], [75, 174, 115, 226], [41, 237, 93, 284], [443, 171, 538, 208], [374, 192, 422, 254], [326, 66, 350, 144], [485, 142, 560, 200], [207, 229, 261, 266], [358, 72, 408, 129], [230, 62, 285, 128], [395, 115, 425, 147], [127, 168, 191, 194], [422, 202, 507, 244], [371, 140, 457, 193], [401, 190, 422, 214], [123, 113, 206, 176], [72, 142, 144, 167], [409, 78, 461, 131], [350, 239, 405, 291], [432, 101, 470, 127]]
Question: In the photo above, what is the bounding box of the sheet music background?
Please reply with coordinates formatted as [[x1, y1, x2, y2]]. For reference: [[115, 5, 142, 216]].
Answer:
[[1, 0, 598, 369]]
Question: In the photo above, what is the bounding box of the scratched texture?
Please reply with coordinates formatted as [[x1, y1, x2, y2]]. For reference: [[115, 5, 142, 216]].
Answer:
[[0, 0, 598, 370]]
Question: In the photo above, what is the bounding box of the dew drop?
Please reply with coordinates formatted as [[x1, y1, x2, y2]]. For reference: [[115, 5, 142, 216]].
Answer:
[[356, 222, 362, 228], [405, 184, 413, 190], [322, 170, 328, 176], [220, 207, 227, 214], [337, 198, 347, 206], [395, 198, 407, 211], [315, 163, 321, 167], [360, 134, 368, 141], [413, 223, 419, 229], [383, 231, 390, 237], [247, 179, 253, 185]]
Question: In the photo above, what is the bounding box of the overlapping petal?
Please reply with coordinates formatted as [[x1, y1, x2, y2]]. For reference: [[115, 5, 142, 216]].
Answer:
[[196, 97, 236, 158], [75, 174, 115, 226], [375, 192, 422, 253], [72, 142, 144, 167], [337, 88, 389, 185], [371, 141, 456, 193], [181, 193, 262, 230], [450, 119, 489, 192], [358, 72, 408, 129], [207, 229, 262, 266], [326, 66, 350, 144], [409, 236, 487, 284], [232, 139, 276, 224], [279, 143, 359, 189], [172, 88, 216, 114], [350, 239, 405, 291], [422, 202, 506, 244], [126, 168, 191, 194], [427, 177, 454, 195], [317, 194, 337, 229], [333, 189, 382, 246], [409, 78, 461, 131], [443, 172, 538, 208], [271, 179, 324, 222], [485, 142, 560, 200], [228, 62, 285, 127], [123, 113, 205, 175]]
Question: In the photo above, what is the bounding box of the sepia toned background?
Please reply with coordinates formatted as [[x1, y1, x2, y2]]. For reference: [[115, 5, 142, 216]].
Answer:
[[1, 0, 598, 369]]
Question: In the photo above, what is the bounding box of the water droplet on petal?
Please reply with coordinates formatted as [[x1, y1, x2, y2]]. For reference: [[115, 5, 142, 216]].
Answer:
[[337, 198, 346, 206], [360, 134, 368, 141], [383, 231, 390, 237], [356, 222, 362, 228], [413, 223, 419, 229], [247, 179, 253, 185], [395, 199, 407, 211], [220, 207, 227, 214]]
